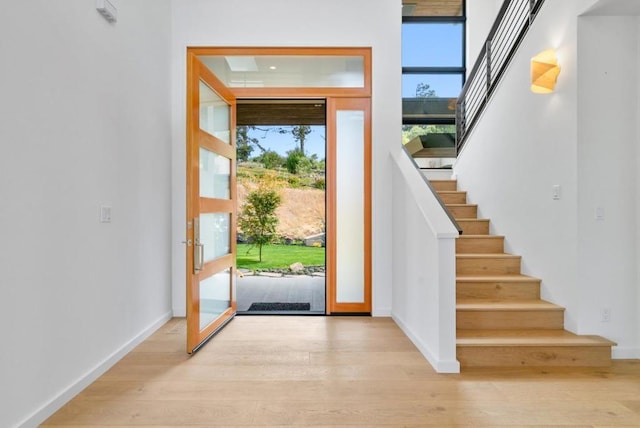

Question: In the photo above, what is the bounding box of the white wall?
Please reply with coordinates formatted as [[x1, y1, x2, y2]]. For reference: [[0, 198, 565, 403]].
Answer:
[[454, 0, 639, 358], [466, 0, 501, 74], [638, 17, 640, 350], [391, 149, 459, 373], [0, 1, 173, 427], [577, 15, 639, 357], [170, 0, 402, 317]]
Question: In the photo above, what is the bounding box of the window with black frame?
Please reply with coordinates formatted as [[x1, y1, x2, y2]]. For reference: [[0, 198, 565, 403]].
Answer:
[[402, 0, 465, 168]]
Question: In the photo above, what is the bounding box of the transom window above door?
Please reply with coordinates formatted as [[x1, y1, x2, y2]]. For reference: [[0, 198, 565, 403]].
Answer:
[[198, 55, 365, 88]]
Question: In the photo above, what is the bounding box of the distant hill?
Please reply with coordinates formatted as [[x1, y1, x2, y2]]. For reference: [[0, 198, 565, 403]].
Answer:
[[237, 164, 325, 241]]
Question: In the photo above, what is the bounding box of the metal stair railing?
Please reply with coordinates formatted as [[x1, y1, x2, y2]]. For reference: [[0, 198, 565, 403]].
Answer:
[[456, 0, 546, 152]]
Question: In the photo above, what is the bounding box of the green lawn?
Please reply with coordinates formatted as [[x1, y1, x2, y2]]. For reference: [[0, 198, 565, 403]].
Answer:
[[236, 243, 325, 270]]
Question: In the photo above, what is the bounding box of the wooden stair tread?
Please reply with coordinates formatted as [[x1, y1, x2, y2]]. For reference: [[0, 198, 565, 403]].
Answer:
[[429, 180, 458, 191], [457, 299, 564, 311], [446, 203, 477, 207], [457, 274, 540, 282], [457, 253, 520, 259], [457, 330, 616, 347]]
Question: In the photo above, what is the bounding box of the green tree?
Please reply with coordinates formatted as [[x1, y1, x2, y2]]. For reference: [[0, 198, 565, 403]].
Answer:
[[415, 82, 436, 98], [291, 125, 311, 155], [236, 126, 258, 162], [278, 125, 312, 155], [238, 180, 282, 262]]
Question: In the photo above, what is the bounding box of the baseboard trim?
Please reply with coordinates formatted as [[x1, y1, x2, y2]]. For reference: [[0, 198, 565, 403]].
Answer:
[[373, 306, 392, 317], [612, 345, 640, 360], [392, 312, 460, 374], [19, 310, 173, 428]]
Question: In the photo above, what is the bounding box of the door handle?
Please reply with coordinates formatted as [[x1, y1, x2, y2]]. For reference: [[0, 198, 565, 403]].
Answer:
[[194, 243, 204, 273], [193, 217, 203, 274]]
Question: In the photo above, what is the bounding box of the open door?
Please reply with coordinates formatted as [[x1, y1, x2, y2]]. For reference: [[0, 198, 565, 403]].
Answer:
[[186, 53, 237, 353]]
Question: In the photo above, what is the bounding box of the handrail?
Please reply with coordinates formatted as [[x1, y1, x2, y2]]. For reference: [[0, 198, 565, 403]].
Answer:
[[456, 0, 546, 152], [401, 146, 463, 235]]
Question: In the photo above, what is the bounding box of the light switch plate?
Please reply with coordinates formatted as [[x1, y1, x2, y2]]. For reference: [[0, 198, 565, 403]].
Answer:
[[100, 205, 112, 223], [96, 0, 117, 23]]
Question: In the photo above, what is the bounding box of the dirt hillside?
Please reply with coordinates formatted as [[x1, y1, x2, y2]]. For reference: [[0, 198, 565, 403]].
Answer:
[[237, 184, 325, 240]]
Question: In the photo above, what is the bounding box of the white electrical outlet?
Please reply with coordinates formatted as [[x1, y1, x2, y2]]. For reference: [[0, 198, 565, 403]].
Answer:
[[601, 308, 611, 323], [552, 185, 561, 200], [595, 206, 605, 221]]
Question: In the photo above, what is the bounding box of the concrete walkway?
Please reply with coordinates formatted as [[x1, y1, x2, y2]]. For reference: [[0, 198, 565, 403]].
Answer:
[[236, 274, 325, 313]]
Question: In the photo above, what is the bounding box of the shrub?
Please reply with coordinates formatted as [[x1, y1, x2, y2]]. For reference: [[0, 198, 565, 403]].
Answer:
[[255, 150, 284, 169], [287, 175, 301, 188], [285, 149, 312, 175]]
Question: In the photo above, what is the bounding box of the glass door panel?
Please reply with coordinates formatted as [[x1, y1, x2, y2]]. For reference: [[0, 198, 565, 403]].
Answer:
[[199, 269, 232, 330], [199, 148, 231, 199], [199, 81, 231, 143], [200, 213, 231, 262]]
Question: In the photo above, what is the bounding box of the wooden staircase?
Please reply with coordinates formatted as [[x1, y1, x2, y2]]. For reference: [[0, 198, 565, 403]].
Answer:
[[430, 179, 616, 368]]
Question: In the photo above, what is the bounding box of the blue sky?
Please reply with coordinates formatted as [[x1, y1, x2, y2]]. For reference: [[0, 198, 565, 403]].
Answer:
[[402, 22, 463, 98], [247, 126, 326, 159]]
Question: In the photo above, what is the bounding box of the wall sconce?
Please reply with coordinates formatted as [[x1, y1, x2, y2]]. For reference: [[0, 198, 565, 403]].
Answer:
[[531, 49, 561, 94]]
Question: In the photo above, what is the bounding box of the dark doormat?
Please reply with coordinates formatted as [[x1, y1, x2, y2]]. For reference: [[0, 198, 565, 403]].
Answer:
[[247, 302, 311, 311]]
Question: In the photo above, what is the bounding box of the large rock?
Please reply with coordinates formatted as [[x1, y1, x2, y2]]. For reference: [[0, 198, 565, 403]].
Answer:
[[289, 262, 304, 273]]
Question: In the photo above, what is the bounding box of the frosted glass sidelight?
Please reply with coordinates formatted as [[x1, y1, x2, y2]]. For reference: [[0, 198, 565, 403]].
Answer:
[[200, 213, 230, 262], [199, 81, 230, 143], [336, 110, 365, 303], [200, 148, 230, 199], [199, 269, 231, 330]]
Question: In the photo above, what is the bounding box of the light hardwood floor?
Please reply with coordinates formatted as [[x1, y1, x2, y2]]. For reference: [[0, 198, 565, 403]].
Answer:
[[43, 316, 640, 427]]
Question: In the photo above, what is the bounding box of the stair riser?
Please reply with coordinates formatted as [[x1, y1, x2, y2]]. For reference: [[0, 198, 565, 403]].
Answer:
[[457, 345, 612, 367], [458, 220, 490, 235], [457, 281, 540, 300], [457, 310, 564, 330], [456, 238, 504, 254], [448, 205, 477, 219], [438, 192, 467, 204], [430, 180, 457, 191], [457, 257, 521, 275]]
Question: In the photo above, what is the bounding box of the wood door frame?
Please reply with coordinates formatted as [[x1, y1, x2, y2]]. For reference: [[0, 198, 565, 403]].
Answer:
[[187, 46, 372, 315], [186, 53, 238, 353]]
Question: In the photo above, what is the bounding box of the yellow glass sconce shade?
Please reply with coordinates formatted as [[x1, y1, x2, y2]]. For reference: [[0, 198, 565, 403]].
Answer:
[[531, 49, 561, 94]]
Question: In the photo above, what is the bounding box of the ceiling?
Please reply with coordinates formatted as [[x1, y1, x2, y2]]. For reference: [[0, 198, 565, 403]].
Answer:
[[237, 100, 326, 126], [403, 0, 463, 17]]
